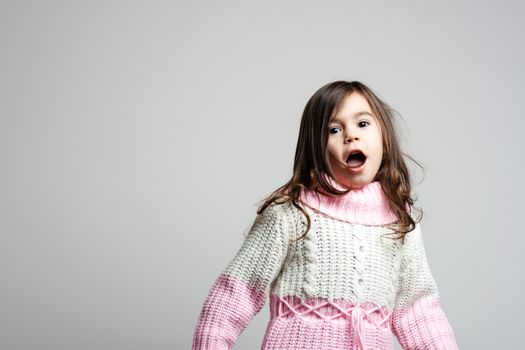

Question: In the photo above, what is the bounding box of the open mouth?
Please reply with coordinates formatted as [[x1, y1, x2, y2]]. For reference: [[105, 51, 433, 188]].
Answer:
[[346, 150, 367, 168]]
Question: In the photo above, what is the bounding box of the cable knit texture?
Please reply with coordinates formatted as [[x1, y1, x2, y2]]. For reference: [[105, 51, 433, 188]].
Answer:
[[192, 180, 459, 349]]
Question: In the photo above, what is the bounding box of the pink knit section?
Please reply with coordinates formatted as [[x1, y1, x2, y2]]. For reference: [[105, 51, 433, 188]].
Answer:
[[192, 274, 266, 350], [298, 179, 400, 225], [262, 294, 395, 350], [391, 297, 459, 350]]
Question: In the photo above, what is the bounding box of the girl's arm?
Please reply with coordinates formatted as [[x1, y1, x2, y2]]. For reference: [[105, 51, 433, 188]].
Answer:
[[391, 222, 460, 350], [191, 203, 291, 350]]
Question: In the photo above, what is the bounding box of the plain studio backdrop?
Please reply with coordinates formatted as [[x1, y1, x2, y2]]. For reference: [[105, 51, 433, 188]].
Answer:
[[1, 0, 523, 349]]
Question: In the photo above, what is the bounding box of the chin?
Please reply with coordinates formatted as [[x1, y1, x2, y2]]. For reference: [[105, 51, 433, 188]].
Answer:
[[344, 175, 374, 189]]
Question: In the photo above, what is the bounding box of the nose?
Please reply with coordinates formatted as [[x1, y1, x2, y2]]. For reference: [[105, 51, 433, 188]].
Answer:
[[345, 128, 359, 143]]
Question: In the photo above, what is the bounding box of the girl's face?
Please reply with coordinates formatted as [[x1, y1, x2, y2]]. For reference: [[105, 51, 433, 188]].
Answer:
[[326, 92, 383, 190]]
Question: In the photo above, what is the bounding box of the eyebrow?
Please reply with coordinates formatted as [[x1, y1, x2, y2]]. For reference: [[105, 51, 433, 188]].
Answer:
[[330, 111, 374, 123]]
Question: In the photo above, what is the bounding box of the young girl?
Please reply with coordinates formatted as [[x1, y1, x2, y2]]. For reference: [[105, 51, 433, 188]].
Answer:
[[191, 80, 459, 350]]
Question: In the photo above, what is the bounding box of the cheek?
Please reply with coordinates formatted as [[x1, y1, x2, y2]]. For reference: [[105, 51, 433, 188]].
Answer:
[[374, 130, 383, 151], [369, 132, 383, 160], [326, 140, 339, 154]]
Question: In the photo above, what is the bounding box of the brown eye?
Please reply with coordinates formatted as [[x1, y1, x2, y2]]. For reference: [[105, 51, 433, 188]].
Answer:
[[358, 121, 370, 128], [329, 127, 341, 134]]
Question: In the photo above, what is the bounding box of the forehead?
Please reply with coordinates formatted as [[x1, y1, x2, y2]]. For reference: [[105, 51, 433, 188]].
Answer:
[[331, 92, 374, 122]]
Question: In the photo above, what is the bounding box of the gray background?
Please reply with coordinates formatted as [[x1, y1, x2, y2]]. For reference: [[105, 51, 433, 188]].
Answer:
[[1, 0, 523, 349]]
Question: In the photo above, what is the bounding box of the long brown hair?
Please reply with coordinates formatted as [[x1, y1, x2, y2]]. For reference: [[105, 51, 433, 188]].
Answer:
[[257, 80, 423, 245]]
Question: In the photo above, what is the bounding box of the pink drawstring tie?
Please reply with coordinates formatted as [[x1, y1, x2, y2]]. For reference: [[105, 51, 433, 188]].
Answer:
[[276, 296, 392, 350], [351, 305, 365, 350]]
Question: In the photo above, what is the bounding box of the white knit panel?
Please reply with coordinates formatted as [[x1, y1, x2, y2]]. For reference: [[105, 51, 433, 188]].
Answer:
[[221, 203, 292, 292], [272, 203, 403, 309]]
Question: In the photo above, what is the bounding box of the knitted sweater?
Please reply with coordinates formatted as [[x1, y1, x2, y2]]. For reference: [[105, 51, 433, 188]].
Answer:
[[191, 181, 459, 350]]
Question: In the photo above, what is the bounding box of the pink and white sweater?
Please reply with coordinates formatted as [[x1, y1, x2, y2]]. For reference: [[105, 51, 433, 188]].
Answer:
[[191, 181, 459, 349]]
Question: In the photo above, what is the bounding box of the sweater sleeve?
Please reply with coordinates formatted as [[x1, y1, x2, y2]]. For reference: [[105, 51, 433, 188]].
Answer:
[[191, 203, 291, 350], [391, 222, 459, 350]]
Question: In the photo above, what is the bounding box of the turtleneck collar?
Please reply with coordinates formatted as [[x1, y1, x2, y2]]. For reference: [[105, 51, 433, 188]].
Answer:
[[298, 175, 399, 225]]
